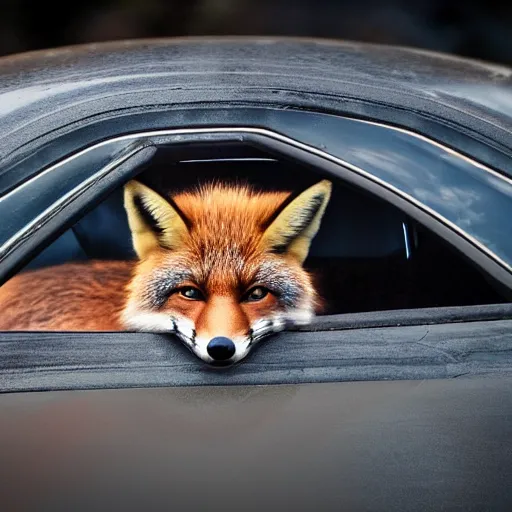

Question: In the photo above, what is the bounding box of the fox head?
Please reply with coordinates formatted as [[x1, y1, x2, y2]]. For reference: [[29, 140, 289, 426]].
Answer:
[[121, 179, 332, 366]]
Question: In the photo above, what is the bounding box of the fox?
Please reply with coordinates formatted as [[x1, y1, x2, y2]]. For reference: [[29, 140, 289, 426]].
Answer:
[[0, 178, 332, 366]]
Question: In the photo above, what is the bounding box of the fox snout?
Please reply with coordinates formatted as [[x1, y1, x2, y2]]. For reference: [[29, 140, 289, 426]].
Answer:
[[183, 331, 246, 367], [170, 311, 295, 367], [173, 315, 259, 367]]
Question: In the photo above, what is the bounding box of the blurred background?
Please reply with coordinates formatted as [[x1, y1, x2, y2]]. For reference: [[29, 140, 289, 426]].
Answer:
[[1, 0, 511, 65]]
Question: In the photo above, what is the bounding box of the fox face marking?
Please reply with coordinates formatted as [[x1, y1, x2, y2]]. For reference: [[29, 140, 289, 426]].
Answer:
[[122, 179, 332, 366]]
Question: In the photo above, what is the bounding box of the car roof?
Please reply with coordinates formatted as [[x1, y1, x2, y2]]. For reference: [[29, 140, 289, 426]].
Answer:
[[0, 37, 511, 175]]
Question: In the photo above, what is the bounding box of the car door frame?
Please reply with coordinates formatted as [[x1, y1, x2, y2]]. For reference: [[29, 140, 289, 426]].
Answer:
[[1, 109, 512, 393]]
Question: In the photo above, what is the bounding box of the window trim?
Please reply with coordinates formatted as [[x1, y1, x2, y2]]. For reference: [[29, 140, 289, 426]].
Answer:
[[1, 303, 512, 392]]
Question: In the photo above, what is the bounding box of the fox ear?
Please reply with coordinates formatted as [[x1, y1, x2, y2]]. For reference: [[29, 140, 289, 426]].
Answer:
[[261, 180, 332, 264], [124, 180, 189, 259]]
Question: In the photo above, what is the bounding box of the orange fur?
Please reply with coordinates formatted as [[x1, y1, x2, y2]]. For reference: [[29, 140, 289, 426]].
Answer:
[[0, 261, 133, 330]]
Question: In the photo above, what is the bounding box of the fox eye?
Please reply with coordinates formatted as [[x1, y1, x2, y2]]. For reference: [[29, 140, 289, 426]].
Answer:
[[244, 286, 269, 302], [179, 287, 204, 301]]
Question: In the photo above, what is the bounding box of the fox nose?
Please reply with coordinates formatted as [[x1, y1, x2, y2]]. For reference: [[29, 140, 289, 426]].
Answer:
[[207, 337, 236, 361]]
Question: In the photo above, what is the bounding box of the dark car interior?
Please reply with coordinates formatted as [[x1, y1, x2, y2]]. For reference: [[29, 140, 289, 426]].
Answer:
[[20, 146, 507, 316]]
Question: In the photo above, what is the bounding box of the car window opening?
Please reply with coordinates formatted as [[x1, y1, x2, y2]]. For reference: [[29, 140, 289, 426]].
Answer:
[[3, 149, 506, 330]]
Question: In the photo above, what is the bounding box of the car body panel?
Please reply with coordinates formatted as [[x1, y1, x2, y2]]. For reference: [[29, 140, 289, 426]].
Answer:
[[1, 378, 511, 511]]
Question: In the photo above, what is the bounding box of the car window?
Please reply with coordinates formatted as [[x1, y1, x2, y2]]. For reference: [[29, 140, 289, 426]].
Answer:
[[8, 156, 508, 320]]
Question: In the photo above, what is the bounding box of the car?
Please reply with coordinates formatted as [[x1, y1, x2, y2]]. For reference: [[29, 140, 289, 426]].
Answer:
[[0, 37, 511, 511]]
